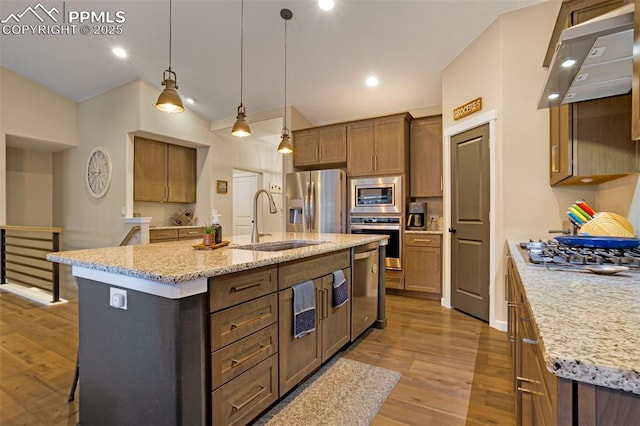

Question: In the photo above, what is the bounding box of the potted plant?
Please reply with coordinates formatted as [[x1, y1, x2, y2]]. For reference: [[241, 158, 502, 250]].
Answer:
[[202, 225, 216, 246]]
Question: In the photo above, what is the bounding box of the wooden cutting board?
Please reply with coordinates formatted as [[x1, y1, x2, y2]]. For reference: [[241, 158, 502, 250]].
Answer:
[[580, 213, 634, 237]]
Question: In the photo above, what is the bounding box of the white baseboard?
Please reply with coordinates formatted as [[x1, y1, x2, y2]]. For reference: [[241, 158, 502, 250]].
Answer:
[[493, 319, 507, 332], [0, 282, 68, 306]]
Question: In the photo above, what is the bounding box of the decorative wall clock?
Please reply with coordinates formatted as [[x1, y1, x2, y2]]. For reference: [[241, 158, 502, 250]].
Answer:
[[86, 147, 112, 198]]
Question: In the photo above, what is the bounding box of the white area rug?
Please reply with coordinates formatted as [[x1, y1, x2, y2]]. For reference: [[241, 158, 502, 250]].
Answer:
[[253, 357, 400, 426]]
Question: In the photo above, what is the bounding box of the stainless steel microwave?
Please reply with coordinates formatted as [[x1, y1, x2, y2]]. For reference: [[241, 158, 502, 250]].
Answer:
[[349, 176, 402, 214]]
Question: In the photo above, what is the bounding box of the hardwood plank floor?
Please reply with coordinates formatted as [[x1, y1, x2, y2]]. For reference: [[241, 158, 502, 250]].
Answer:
[[0, 291, 514, 425]]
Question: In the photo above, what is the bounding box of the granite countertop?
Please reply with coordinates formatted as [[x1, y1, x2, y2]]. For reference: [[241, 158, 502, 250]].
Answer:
[[508, 240, 640, 394], [48, 233, 386, 285]]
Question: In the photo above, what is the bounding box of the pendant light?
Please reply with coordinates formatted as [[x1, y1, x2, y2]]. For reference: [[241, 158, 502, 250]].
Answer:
[[277, 8, 294, 154], [231, 0, 251, 137], [155, 0, 184, 113]]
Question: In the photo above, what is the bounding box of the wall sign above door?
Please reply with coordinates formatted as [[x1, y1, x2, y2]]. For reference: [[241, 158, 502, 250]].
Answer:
[[453, 97, 482, 120]]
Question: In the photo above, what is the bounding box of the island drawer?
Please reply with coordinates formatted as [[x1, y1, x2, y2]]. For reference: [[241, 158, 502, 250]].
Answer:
[[405, 234, 441, 247], [210, 294, 278, 349], [209, 266, 277, 312], [211, 354, 278, 426], [149, 228, 179, 242], [278, 249, 350, 290], [178, 227, 204, 239], [211, 323, 278, 389]]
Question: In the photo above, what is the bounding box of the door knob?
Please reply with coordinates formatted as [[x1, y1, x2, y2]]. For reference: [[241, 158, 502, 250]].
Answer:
[[448, 227, 457, 234]]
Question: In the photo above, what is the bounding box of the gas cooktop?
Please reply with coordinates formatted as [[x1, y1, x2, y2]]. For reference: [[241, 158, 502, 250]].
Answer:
[[519, 240, 640, 272]]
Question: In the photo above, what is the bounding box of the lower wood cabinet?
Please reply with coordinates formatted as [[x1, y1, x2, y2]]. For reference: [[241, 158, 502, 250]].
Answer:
[[384, 269, 404, 289], [208, 249, 360, 425], [507, 251, 640, 426], [404, 234, 441, 294], [278, 268, 351, 397], [149, 227, 204, 243], [211, 354, 278, 426]]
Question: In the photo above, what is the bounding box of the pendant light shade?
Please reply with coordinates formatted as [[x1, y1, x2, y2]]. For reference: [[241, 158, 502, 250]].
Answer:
[[278, 8, 293, 154], [277, 128, 293, 154], [155, 0, 184, 113], [232, 0, 251, 137], [156, 69, 184, 113], [231, 104, 251, 137]]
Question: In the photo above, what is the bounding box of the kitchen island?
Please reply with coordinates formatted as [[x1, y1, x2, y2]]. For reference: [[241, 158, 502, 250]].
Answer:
[[47, 232, 387, 426], [507, 241, 640, 425]]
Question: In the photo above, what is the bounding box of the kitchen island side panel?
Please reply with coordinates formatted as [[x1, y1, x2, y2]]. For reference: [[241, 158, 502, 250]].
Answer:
[[77, 278, 206, 426]]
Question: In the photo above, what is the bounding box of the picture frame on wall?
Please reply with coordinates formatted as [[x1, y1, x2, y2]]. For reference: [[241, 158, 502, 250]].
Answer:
[[216, 180, 228, 194]]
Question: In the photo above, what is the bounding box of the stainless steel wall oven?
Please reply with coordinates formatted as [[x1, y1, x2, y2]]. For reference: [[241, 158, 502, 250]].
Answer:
[[349, 216, 402, 270]]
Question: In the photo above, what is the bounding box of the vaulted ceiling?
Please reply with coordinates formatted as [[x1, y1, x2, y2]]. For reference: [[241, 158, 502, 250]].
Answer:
[[1, 0, 541, 128]]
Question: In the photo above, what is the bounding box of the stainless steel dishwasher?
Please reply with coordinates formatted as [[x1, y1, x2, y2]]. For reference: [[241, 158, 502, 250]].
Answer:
[[351, 242, 379, 341]]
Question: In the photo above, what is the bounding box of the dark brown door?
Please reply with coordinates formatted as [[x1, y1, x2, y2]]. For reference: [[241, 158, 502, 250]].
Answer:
[[450, 124, 490, 321]]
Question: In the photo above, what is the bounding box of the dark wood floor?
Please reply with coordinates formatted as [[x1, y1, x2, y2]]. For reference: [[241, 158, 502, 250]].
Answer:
[[0, 291, 513, 426]]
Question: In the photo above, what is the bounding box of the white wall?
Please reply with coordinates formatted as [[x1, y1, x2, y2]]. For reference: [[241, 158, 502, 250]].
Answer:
[[6, 148, 53, 227], [442, 1, 593, 328], [0, 66, 78, 226]]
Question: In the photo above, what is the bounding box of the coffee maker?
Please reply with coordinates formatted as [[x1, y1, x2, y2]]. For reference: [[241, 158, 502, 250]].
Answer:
[[407, 202, 426, 230]]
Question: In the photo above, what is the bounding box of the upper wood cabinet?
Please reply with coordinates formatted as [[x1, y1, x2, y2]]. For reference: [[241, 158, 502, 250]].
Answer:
[[410, 115, 443, 197], [550, 94, 638, 186], [134, 137, 196, 203], [347, 113, 410, 177], [293, 124, 346, 168]]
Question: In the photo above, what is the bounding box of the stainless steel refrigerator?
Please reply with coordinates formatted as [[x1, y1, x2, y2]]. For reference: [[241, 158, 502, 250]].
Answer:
[[286, 169, 346, 233]]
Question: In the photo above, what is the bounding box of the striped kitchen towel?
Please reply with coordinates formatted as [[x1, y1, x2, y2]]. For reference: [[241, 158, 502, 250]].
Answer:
[[332, 269, 348, 308], [292, 280, 316, 339]]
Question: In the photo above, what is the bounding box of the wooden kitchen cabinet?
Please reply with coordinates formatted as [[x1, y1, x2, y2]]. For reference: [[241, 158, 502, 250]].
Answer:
[[410, 115, 443, 197], [149, 226, 204, 243], [545, 0, 637, 185], [347, 113, 410, 177], [208, 267, 279, 426], [278, 251, 350, 397], [404, 234, 441, 294], [293, 124, 347, 168], [549, 94, 637, 186], [134, 137, 196, 203]]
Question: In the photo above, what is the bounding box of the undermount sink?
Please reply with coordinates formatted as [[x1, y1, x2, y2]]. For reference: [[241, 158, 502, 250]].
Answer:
[[233, 240, 325, 252]]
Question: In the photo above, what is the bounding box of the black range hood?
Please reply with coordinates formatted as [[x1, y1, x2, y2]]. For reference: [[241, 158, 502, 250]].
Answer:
[[538, 3, 634, 109]]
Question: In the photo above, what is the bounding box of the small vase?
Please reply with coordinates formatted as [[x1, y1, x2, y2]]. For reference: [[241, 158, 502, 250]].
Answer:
[[202, 233, 215, 246]]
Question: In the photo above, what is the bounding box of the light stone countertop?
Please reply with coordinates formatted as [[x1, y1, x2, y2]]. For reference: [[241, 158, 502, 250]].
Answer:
[[47, 233, 387, 285], [508, 240, 640, 394]]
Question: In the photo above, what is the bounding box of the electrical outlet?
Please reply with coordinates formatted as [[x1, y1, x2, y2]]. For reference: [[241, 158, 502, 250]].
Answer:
[[270, 183, 282, 193], [110, 288, 127, 310]]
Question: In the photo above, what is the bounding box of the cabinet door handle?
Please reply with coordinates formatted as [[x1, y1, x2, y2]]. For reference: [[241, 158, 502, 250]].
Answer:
[[322, 288, 329, 318], [551, 145, 559, 173], [374, 154, 378, 170], [440, 175, 443, 192], [370, 155, 375, 171], [316, 145, 320, 160], [231, 386, 265, 411], [230, 282, 262, 293], [517, 386, 534, 395], [230, 344, 267, 367], [522, 338, 538, 345]]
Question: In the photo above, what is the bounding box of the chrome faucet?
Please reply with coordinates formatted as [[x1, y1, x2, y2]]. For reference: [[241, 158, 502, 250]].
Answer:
[[251, 189, 278, 243]]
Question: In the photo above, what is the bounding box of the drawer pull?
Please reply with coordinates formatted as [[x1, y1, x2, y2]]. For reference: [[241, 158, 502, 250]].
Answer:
[[231, 282, 262, 293], [414, 239, 432, 243], [231, 386, 265, 411], [231, 344, 267, 367], [517, 386, 534, 395], [522, 338, 538, 345], [230, 311, 267, 330]]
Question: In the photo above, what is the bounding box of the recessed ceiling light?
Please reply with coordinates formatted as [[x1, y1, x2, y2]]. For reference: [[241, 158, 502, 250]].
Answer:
[[561, 58, 576, 68], [318, 0, 334, 11], [365, 76, 379, 87], [548, 93, 560, 100], [185, 97, 196, 104], [112, 47, 127, 58]]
